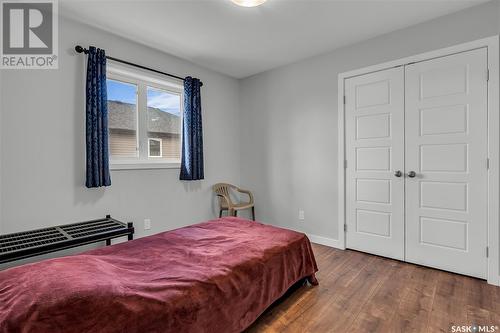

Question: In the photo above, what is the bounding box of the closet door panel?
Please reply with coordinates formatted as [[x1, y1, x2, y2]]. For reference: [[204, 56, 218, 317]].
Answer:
[[345, 67, 405, 260], [405, 48, 488, 278]]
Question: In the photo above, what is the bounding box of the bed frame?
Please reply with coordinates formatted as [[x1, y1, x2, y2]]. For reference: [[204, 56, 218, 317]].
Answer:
[[0, 215, 134, 264]]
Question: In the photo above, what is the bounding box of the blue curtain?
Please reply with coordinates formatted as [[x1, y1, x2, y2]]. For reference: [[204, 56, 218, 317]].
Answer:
[[85, 46, 111, 188], [180, 77, 204, 181]]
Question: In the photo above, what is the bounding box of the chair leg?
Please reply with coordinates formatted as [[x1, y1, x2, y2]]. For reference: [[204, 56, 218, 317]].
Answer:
[[219, 209, 223, 218], [234, 210, 238, 217], [251, 207, 255, 221]]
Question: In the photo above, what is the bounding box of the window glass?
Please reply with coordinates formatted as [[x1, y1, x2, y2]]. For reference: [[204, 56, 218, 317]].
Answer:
[[107, 79, 138, 158], [148, 138, 162, 157], [146, 86, 181, 160]]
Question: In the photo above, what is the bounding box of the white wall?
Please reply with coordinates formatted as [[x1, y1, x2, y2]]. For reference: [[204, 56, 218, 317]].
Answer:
[[0, 16, 241, 239], [239, 1, 499, 242], [1, 1, 499, 270]]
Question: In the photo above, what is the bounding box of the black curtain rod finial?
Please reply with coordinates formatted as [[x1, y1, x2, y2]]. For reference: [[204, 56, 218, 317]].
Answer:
[[75, 45, 87, 54]]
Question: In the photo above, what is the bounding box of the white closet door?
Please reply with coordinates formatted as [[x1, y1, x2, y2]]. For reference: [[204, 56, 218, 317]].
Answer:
[[345, 67, 405, 260], [405, 48, 488, 278]]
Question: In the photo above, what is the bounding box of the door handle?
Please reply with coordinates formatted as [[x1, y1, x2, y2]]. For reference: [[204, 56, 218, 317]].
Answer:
[[394, 170, 402, 177], [407, 171, 417, 178]]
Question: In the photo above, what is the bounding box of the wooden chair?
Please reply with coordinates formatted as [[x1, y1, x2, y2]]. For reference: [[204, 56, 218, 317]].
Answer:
[[213, 183, 255, 221]]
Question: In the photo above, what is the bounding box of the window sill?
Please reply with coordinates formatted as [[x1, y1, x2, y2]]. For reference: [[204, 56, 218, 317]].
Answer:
[[110, 161, 181, 170]]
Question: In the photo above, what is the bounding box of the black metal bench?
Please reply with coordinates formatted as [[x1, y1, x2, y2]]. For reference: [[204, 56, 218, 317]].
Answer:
[[0, 215, 134, 264]]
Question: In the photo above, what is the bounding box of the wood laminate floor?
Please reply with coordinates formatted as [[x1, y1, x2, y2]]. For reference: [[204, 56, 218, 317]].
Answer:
[[247, 243, 500, 333]]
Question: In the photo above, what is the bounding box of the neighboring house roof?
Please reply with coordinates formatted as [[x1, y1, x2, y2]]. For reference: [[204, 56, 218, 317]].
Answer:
[[108, 100, 180, 135]]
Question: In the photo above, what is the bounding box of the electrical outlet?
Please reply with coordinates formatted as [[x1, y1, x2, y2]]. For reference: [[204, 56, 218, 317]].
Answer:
[[144, 219, 151, 230], [298, 210, 305, 221]]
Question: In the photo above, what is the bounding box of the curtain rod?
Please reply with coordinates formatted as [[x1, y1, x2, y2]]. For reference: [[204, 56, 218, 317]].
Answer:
[[75, 45, 202, 86]]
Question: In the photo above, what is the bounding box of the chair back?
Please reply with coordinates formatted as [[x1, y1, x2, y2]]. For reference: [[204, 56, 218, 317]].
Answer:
[[212, 183, 236, 207]]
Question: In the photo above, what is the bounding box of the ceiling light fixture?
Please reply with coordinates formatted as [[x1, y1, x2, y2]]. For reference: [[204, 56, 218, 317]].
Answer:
[[231, 0, 267, 7]]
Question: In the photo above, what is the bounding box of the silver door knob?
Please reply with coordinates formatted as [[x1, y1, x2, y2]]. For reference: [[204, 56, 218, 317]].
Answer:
[[394, 170, 402, 177], [407, 171, 416, 178]]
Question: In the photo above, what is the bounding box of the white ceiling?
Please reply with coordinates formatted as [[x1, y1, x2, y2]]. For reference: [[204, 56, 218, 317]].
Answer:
[[60, 0, 489, 79]]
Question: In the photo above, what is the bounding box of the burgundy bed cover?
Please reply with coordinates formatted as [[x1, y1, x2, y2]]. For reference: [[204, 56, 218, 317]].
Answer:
[[0, 217, 318, 333]]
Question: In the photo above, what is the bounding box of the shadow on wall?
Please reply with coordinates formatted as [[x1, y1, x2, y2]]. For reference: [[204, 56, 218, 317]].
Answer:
[[240, 75, 273, 223], [182, 181, 202, 193]]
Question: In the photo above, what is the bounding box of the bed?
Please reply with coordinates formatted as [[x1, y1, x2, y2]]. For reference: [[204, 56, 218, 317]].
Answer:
[[0, 217, 318, 333]]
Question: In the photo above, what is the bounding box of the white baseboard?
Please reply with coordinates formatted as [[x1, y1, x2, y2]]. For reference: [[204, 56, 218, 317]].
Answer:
[[488, 275, 500, 286], [307, 234, 344, 250]]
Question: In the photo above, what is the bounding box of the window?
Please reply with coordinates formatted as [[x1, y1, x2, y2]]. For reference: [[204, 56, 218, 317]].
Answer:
[[106, 63, 183, 169], [148, 138, 162, 157]]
